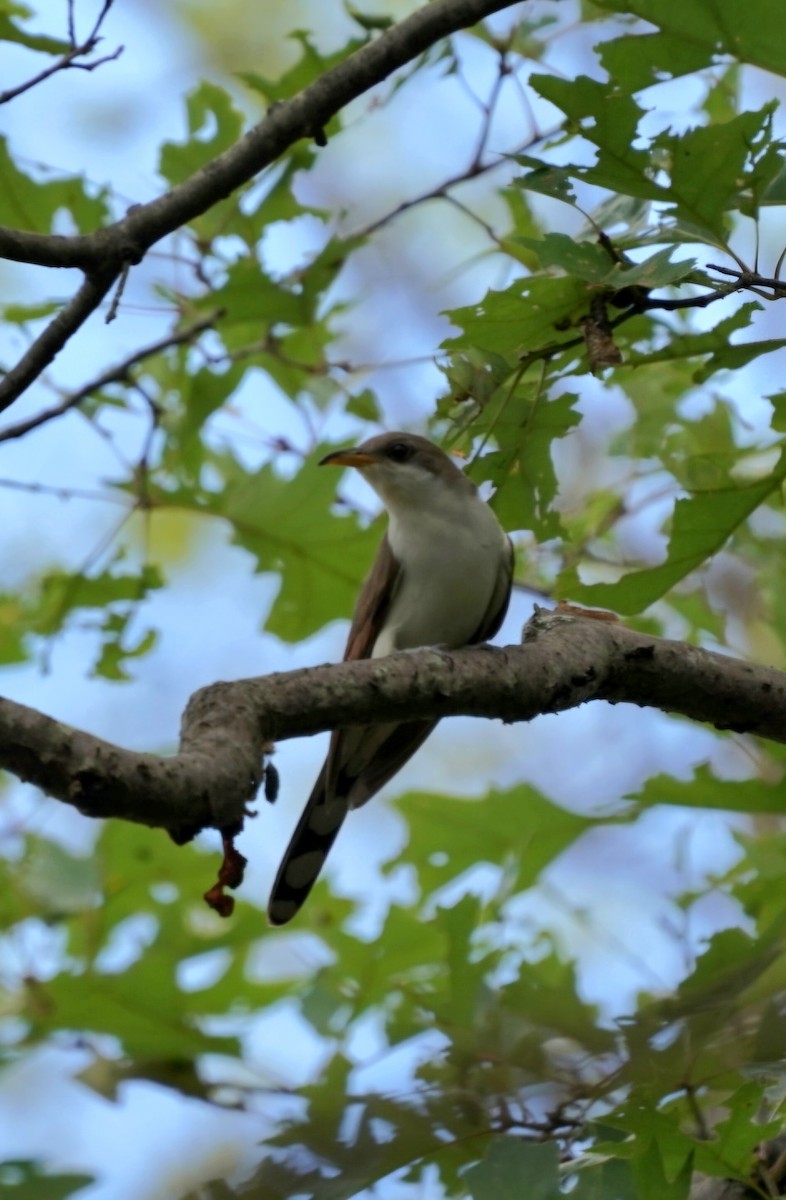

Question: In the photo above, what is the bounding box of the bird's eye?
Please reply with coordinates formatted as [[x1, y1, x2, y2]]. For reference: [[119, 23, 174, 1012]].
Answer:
[[386, 441, 413, 463]]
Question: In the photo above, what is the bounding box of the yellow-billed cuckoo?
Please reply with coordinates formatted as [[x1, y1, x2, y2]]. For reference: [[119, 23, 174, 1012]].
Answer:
[[267, 432, 513, 925]]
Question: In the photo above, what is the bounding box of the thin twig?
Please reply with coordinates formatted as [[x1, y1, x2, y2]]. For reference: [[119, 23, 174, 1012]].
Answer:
[[468, 45, 510, 170], [104, 262, 131, 324], [0, 0, 121, 106], [0, 310, 223, 443], [0, 476, 130, 504], [706, 262, 786, 296]]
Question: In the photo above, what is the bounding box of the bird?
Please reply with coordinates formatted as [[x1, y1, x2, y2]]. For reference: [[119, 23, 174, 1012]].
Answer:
[[267, 432, 513, 925]]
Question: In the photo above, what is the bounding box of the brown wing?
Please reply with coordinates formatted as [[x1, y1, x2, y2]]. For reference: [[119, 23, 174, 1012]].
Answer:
[[343, 532, 400, 661], [467, 535, 513, 645], [324, 533, 403, 795], [334, 535, 513, 811]]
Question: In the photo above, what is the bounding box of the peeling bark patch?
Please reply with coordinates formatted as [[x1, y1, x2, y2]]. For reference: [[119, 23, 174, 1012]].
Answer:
[[571, 667, 597, 687], [624, 644, 656, 661]]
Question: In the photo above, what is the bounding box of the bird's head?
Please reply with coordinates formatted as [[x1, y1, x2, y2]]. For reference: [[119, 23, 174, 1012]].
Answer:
[[319, 432, 472, 511]]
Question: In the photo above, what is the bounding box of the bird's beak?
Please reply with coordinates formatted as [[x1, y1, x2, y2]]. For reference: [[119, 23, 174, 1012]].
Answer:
[[319, 448, 377, 468]]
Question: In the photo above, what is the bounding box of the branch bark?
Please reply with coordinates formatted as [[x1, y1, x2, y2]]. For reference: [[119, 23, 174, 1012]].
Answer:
[[1, 610, 784, 839], [0, 0, 521, 411], [0, 266, 119, 415]]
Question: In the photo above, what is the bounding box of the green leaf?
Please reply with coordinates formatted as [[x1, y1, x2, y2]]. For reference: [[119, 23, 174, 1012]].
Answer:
[[0, 1161, 94, 1198], [527, 76, 782, 244], [594, 1104, 695, 1200], [0, 592, 28, 664], [37, 955, 236, 1061], [201, 255, 308, 344], [630, 764, 786, 816], [13, 822, 259, 1064], [251, 1056, 484, 1200], [0, 300, 62, 323], [606, 247, 697, 289], [0, 137, 109, 233], [654, 106, 780, 240], [659, 928, 782, 1020], [391, 784, 606, 897], [466, 1139, 561, 1200], [516, 233, 614, 282], [559, 447, 786, 613], [594, 0, 786, 81], [529, 76, 658, 202], [159, 81, 245, 186], [93, 620, 157, 682], [444, 275, 589, 360], [299, 903, 445, 1031], [345, 388, 381, 422], [516, 235, 695, 290], [599, 28, 713, 90], [21, 837, 101, 914], [434, 894, 489, 1029], [512, 155, 577, 207], [472, 390, 582, 540], [240, 30, 365, 104], [569, 1157, 638, 1200], [501, 953, 616, 1055], [621, 302, 784, 383], [26, 564, 163, 680], [167, 450, 379, 641], [0, 13, 70, 54], [632, 1138, 693, 1200], [708, 1082, 780, 1173], [158, 82, 248, 241]]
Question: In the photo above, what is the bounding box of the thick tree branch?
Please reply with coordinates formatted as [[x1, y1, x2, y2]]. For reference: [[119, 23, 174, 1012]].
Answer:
[[1, 611, 785, 839], [0, 0, 521, 411]]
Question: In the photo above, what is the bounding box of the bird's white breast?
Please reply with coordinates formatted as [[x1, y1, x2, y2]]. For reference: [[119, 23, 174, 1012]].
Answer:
[[372, 488, 507, 657]]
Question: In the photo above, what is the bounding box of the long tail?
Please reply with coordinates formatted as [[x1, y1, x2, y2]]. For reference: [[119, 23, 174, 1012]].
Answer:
[[267, 765, 348, 925], [268, 720, 437, 925]]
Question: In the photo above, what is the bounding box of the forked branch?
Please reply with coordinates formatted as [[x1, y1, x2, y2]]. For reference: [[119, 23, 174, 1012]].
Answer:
[[1, 610, 783, 839]]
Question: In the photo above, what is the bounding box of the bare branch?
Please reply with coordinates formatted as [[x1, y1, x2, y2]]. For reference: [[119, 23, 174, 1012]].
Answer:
[[0, 227, 99, 269], [0, 0, 520, 269], [2, 611, 785, 841], [0, 266, 118, 414], [0, 0, 121, 106], [0, 310, 223, 443], [0, 0, 521, 411], [706, 262, 786, 296]]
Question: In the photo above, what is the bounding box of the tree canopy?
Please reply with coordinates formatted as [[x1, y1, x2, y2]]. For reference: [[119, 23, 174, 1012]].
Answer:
[[3, 1, 786, 1197]]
